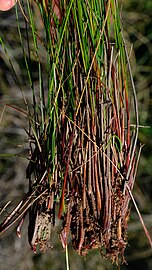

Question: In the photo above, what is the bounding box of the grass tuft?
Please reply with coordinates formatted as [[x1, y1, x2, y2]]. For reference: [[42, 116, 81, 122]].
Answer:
[[1, 0, 151, 266]]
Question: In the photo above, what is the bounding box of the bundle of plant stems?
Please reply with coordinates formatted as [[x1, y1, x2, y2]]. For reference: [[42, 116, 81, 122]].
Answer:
[[0, 0, 139, 264]]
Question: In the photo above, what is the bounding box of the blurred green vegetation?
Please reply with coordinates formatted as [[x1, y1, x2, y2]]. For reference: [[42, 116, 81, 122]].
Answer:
[[122, 1, 152, 269], [0, 0, 152, 269], [122, 0, 152, 202]]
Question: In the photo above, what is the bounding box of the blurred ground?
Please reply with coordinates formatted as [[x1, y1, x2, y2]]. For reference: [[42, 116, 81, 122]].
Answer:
[[0, 1, 152, 269]]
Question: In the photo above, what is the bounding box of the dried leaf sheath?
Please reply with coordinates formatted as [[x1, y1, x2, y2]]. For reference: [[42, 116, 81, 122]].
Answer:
[[59, 63, 133, 260]]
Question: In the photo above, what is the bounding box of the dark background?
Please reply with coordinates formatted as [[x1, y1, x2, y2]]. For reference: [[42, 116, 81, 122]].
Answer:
[[0, 0, 152, 269]]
